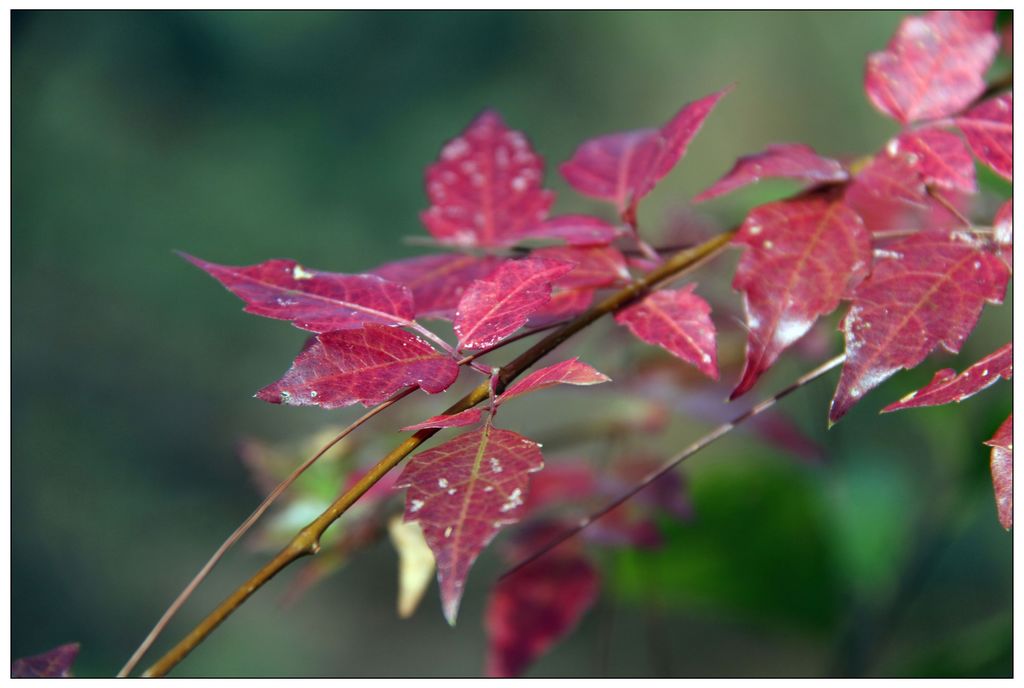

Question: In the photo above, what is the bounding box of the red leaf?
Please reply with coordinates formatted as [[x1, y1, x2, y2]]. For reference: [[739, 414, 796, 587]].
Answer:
[[372, 253, 502, 320], [693, 143, 848, 203], [610, 457, 692, 520], [829, 233, 1010, 424], [994, 199, 1012, 268], [421, 110, 555, 247], [585, 505, 662, 549], [731, 196, 871, 398], [12, 643, 80, 678], [522, 215, 624, 246], [396, 425, 544, 624], [888, 127, 977, 193], [182, 254, 414, 332], [404, 358, 608, 431], [845, 150, 928, 214], [454, 257, 574, 350], [843, 149, 971, 233], [560, 88, 730, 214], [865, 11, 999, 124], [498, 358, 610, 404], [985, 414, 1013, 530], [616, 285, 718, 379], [257, 325, 459, 409], [882, 342, 1012, 412], [956, 92, 1013, 180], [485, 549, 599, 677], [521, 463, 600, 516], [525, 287, 596, 328], [529, 245, 631, 290]]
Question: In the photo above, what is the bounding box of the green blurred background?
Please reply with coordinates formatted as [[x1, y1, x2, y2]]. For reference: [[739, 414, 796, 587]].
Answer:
[[12, 10, 1011, 677]]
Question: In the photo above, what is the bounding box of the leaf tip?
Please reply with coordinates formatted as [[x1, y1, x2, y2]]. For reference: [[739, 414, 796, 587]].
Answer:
[[176, 250, 206, 268], [442, 596, 461, 627], [255, 385, 286, 405], [729, 367, 759, 400]]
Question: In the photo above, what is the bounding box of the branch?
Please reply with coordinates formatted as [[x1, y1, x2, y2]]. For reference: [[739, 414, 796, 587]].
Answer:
[[141, 229, 736, 677], [121, 317, 574, 676], [117, 387, 414, 677], [499, 353, 846, 580]]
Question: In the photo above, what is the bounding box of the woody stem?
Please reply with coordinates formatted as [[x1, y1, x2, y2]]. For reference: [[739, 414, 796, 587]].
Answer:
[[141, 228, 735, 678]]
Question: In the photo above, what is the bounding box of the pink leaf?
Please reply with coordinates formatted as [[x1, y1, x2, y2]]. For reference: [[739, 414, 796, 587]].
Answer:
[[396, 425, 544, 624], [454, 257, 574, 350], [829, 233, 1010, 424], [616, 285, 718, 379], [845, 150, 929, 213], [12, 643, 80, 678], [421, 110, 555, 247], [843, 149, 971, 233], [182, 254, 414, 332], [402, 408, 485, 432], [731, 195, 871, 398], [584, 505, 662, 549], [693, 143, 848, 203], [888, 127, 977, 193], [529, 245, 631, 290], [865, 11, 999, 124], [403, 359, 608, 430], [956, 92, 1013, 180], [522, 215, 625, 246], [526, 287, 596, 328], [985, 414, 1013, 530], [257, 325, 459, 409], [610, 457, 692, 520], [883, 342, 1012, 412], [615, 286, 718, 379], [560, 88, 730, 215], [372, 253, 503, 320], [498, 358, 610, 404], [521, 463, 600, 516], [485, 547, 599, 677]]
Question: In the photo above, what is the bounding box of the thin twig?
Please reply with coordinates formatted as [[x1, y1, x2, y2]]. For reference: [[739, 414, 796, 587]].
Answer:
[[141, 229, 736, 677], [117, 386, 416, 677], [499, 354, 846, 580], [926, 186, 974, 228], [120, 317, 576, 675]]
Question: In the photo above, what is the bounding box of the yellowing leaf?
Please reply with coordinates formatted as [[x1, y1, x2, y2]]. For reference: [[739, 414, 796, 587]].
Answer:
[[387, 516, 436, 619]]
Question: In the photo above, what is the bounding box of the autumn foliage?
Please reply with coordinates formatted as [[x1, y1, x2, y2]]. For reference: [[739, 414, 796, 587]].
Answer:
[[60, 10, 1008, 680]]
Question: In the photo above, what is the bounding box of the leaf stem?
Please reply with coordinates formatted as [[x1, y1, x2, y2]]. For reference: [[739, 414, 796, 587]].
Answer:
[[409, 321, 491, 376], [926, 185, 974, 228], [141, 228, 736, 678], [498, 353, 846, 580]]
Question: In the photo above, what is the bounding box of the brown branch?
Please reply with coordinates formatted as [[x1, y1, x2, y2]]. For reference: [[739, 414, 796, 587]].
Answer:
[[141, 229, 736, 677], [117, 387, 415, 677], [121, 315, 575, 676]]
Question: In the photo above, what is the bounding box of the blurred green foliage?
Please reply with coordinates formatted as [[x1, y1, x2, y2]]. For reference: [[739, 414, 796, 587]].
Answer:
[[13, 11, 1010, 677]]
